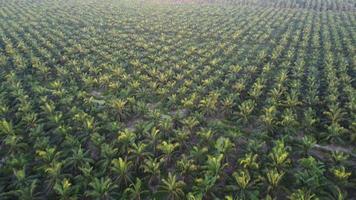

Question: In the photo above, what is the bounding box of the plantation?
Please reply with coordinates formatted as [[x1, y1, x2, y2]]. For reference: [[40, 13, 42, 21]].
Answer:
[[0, 0, 355, 199]]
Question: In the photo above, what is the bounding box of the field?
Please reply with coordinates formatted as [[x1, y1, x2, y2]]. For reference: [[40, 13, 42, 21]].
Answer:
[[0, 0, 355, 199]]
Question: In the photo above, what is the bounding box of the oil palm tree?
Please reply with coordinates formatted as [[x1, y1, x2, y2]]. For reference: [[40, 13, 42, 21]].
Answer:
[[199, 92, 219, 116], [123, 178, 148, 200], [181, 116, 199, 132], [98, 143, 118, 171], [204, 154, 227, 177], [110, 99, 128, 121], [142, 157, 161, 189], [85, 177, 118, 200], [128, 142, 151, 166], [261, 106, 277, 132], [266, 168, 284, 193], [44, 160, 63, 192], [117, 129, 136, 152], [237, 100, 255, 124], [239, 153, 259, 169], [145, 127, 160, 155], [268, 140, 290, 169], [64, 146, 93, 172], [157, 141, 179, 163], [1, 180, 40, 200], [159, 172, 185, 200], [288, 189, 318, 200], [214, 137, 234, 162], [111, 157, 133, 187], [53, 178, 75, 200]]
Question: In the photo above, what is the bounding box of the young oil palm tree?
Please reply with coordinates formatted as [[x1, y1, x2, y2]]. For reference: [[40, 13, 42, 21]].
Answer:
[[237, 100, 255, 124], [85, 177, 118, 200], [142, 157, 161, 187], [128, 142, 151, 166], [44, 160, 63, 193], [279, 108, 299, 133], [204, 154, 227, 177], [266, 168, 284, 192], [159, 172, 185, 200], [181, 116, 199, 132], [53, 178, 75, 200], [158, 117, 174, 135], [157, 141, 179, 163], [176, 154, 197, 175], [0, 120, 14, 135], [64, 146, 93, 173], [98, 143, 119, 170], [197, 128, 214, 143], [331, 166, 351, 183], [268, 140, 290, 169], [214, 137, 234, 162], [299, 136, 316, 156], [288, 189, 318, 200], [117, 129, 136, 152], [249, 81, 264, 99], [123, 178, 148, 200], [222, 95, 234, 116], [283, 90, 301, 108], [233, 170, 251, 190], [145, 127, 160, 155], [1, 180, 40, 200], [189, 145, 209, 164], [199, 92, 219, 116], [260, 106, 277, 132], [231, 169, 259, 199], [330, 151, 349, 165], [111, 157, 133, 187], [110, 99, 128, 121], [325, 122, 347, 143], [323, 104, 345, 124], [302, 108, 318, 132], [186, 192, 203, 200], [239, 153, 259, 170]]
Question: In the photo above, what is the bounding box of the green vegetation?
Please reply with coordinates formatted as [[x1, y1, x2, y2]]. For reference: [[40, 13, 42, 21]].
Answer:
[[0, 0, 355, 199]]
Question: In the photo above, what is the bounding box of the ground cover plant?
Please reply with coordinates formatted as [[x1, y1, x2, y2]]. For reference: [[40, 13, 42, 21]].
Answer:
[[0, 0, 355, 199]]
